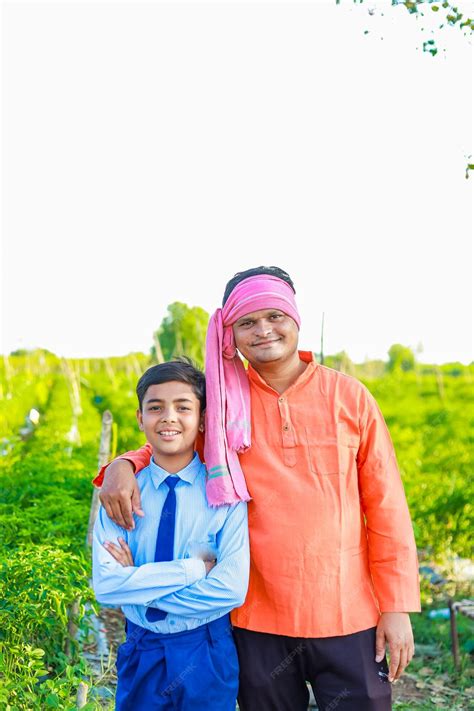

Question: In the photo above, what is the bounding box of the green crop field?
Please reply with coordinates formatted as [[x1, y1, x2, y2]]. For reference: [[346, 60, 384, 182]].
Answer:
[[0, 350, 473, 709]]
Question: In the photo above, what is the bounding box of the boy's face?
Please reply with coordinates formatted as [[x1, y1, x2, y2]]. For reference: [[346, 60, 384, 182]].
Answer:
[[137, 381, 203, 465]]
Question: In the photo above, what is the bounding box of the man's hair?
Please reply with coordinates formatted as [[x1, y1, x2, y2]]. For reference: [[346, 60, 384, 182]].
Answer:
[[222, 266, 296, 306], [136, 358, 206, 412]]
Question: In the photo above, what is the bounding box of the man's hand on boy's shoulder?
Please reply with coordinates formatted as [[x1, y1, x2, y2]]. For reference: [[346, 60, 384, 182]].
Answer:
[[100, 459, 144, 530]]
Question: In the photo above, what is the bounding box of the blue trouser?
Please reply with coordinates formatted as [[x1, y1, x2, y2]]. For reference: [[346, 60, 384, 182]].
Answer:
[[115, 614, 239, 711]]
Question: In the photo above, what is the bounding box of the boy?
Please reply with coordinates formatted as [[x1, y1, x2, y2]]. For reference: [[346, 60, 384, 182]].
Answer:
[[92, 360, 249, 711]]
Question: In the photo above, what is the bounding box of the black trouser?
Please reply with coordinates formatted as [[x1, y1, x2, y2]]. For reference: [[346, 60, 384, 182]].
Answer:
[[233, 626, 392, 711]]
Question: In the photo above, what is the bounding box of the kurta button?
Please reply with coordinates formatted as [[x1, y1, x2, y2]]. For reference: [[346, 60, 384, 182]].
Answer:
[[279, 397, 285, 403], [283, 424, 289, 431]]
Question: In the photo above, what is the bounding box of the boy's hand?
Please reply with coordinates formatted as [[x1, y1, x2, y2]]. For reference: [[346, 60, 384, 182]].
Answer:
[[103, 537, 135, 567], [100, 460, 144, 530], [375, 612, 415, 682], [204, 559, 217, 575]]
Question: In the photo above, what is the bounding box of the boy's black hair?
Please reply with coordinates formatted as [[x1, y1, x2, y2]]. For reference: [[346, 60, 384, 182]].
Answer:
[[222, 266, 296, 306], [136, 358, 206, 412]]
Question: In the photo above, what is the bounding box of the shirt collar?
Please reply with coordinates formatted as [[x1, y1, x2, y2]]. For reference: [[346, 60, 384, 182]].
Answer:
[[148, 452, 202, 489], [247, 350, 318, 395]]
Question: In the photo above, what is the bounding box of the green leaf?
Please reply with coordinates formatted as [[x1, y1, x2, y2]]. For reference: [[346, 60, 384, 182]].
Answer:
[[45, 693, 60, 708]]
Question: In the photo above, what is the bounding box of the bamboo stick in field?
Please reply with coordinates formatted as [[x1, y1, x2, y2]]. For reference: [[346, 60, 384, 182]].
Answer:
[[62, 358, 83, 416], [435, 366, 445, 402], [154, 333, 165, 364], [175, 329, 184, 357], [65, 597, 81, 657], [448, 598, 461, 670], [3, 354, 12, 398], [76, 681, 89, 708], [131, 353, 143, 377], [104, 358, 117, 386], [62, 358, 83, 447], [86, 410, 113, 547]]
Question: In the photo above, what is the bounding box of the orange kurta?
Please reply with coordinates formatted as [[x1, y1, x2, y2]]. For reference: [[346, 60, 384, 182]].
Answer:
[[94, 352, 420, 638]]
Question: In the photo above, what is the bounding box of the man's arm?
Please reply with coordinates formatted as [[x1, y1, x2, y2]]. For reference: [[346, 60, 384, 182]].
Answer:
[[149, 502, 249, 616], [94, 444, 153, 529], [93, 443, 152, 487], [94, 432, 205, 530], [357, 386, 420, 612], [357, 385, 419, 681], [92, 505, 206, 606]]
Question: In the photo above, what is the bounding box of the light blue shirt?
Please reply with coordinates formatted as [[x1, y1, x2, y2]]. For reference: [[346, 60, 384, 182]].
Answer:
[[92, 452, 249, 634]]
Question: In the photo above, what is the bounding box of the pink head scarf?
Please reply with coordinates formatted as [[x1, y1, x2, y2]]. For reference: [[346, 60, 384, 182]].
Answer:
[[204, 275, 301, 505]]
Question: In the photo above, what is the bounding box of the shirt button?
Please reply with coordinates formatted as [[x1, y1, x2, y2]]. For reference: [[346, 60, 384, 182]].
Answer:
[[170, 620, 175, 625], [283, 424, 289, 431], [278, 397, 285, 403]]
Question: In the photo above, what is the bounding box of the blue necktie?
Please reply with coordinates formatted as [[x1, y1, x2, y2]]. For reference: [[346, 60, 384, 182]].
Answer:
[[146, 476, 179, 622]]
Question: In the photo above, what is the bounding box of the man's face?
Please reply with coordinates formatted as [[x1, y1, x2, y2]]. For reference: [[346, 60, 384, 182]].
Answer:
[[232, 309, 299, 366], [136, 381, 202, 461]]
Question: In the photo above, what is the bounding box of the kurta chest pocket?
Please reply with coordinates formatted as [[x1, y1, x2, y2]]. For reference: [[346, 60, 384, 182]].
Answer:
[[305, 423, 359, 476]]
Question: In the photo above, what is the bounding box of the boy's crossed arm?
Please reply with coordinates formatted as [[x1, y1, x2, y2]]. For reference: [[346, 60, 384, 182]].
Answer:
[[105, 538, 216, 576], [93, 502, 249, 616], [92, 506, 207, 607]]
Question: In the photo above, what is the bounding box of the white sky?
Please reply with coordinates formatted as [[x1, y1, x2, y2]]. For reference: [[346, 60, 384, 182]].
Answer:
[[1, 0, 473, 364]]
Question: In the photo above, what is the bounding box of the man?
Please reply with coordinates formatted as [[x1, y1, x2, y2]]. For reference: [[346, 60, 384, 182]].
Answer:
[[95, 266, 420, 711]]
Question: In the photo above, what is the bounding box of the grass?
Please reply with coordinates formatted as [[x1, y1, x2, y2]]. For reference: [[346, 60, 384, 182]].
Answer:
[[391, 606, 474, 710]]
